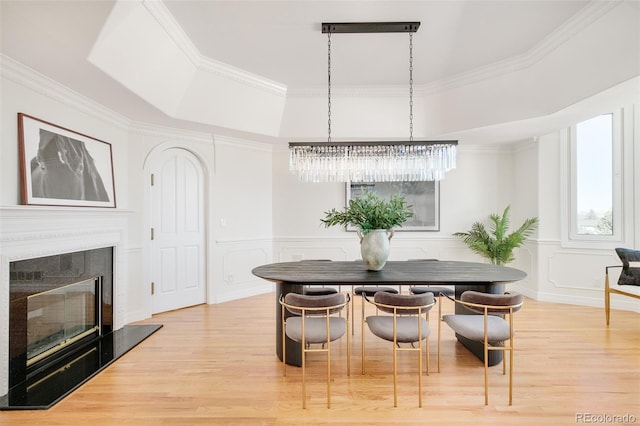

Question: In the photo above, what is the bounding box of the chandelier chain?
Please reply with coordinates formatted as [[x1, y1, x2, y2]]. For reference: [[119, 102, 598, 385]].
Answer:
[[409, 32, 414, 141], [327, 31, 332, 143]]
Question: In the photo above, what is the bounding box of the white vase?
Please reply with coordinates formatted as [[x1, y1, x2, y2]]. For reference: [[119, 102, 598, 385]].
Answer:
[[358, 229, 394, 271]]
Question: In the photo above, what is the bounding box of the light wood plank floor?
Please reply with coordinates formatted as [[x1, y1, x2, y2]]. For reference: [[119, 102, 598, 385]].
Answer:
[[1, 292, 638, 425]]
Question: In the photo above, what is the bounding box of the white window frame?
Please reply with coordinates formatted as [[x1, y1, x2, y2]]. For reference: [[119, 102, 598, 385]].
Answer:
[[560, 106, 634, 249]]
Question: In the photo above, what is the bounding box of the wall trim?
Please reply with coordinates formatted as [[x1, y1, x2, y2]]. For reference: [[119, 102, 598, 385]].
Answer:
[[287, 1, 619, 99], [0, 54, 130, 131], [142, 0, 287, 97]]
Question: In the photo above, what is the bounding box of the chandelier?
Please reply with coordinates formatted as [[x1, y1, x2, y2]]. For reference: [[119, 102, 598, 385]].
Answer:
[[289, 22, 458, 183]]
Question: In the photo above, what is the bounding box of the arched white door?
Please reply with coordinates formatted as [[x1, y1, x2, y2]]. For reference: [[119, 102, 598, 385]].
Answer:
[[150, 148, 206, 313]]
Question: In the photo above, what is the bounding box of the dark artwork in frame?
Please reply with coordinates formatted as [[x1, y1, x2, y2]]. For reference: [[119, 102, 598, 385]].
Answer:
[[347, 181, 440, 231], [18, 113, 116, 208]]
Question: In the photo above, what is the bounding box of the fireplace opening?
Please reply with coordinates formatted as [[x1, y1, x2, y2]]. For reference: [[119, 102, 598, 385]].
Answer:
[[2, 246, 163, 410], [7, 248, 114, 389], [26, 276, 102, 373]]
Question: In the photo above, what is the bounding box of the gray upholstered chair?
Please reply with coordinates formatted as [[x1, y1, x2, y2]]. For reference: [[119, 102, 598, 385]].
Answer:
[[280, 292, 350, 408], [351, 285, 399, 335], [605, 248, 640, 326], [362, 292, 436, 407], [439, 291, 523, 406], [304, 286, 339, 296]]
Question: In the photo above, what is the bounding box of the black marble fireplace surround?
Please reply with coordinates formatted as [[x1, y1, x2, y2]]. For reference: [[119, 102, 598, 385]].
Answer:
[[0, 248, 162, 410]]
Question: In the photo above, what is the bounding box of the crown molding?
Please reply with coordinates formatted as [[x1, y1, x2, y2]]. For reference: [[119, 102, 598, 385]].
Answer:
[[143, 0, 287, 97], [128, 121, 214, 145], [289, 1, 621, 99], [0, 54, 131, 130], [214, 134, 274, 153]]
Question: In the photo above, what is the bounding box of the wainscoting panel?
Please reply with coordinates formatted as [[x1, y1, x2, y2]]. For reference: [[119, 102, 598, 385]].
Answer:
[[213, 239, 273, 304]]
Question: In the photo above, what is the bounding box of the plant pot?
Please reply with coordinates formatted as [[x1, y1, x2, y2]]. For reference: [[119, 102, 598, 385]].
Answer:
[[358, 229, 394, 271]]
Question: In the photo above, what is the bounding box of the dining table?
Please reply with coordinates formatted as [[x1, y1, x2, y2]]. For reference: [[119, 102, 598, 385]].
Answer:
[[251, 259, 527, 367]]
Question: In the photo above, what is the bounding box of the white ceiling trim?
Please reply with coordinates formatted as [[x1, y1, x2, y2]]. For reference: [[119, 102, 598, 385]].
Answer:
[[214, 134, 274, 153], [143, 0, 287, 97], [0, 55, 130, 131], [288, 0, 621, 99], [419, 0, 622, 96], [129, 121, 214, 145]]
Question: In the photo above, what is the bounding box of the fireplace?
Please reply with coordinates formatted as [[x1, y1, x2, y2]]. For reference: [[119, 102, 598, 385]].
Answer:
[[8, 248, 114, 388], [0, 207, 161, 410], [27, 277, 100, 368]]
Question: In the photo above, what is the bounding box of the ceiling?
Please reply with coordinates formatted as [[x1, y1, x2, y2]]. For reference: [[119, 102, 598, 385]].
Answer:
[[1, 0, 639, 145], [164, 0, 586, 88]]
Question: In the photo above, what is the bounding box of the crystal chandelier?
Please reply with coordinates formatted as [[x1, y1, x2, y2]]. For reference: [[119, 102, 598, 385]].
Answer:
[[289, 22, 458, 183]]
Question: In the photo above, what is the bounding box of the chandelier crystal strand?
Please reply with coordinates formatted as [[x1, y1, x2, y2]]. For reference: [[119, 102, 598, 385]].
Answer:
[[290, 143, 456, 182]]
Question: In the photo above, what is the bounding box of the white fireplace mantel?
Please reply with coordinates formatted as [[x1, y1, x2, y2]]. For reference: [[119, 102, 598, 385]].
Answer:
[[0, 205, 131, 396]]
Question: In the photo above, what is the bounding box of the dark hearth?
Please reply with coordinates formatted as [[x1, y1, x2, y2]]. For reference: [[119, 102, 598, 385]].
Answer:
[[3, 247, 163, 410], [0, 324, 162, 410]]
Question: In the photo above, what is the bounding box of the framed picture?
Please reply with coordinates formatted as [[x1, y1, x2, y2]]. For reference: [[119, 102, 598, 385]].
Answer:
[[18, 113, 116, 208], [347, 181, 439, 231]]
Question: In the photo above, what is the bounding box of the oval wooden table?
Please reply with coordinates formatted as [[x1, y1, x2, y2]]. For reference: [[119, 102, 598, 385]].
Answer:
[[252, 259, 527, 366]]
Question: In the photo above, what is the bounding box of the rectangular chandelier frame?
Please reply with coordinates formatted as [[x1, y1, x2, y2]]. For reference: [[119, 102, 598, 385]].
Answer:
[[322, 22, 421, 34], [289, 141, 458, 183]]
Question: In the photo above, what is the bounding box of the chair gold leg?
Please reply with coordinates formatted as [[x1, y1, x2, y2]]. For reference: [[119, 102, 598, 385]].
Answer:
[[605, 273, 611, 326], [351, 286, 355, 335], [361, 297, 366, 375], [437, 298, 441, 373], [418, 339, 423, 408], [509, 343, 514, 406], [347, 311, 351, 376], [393, 341, 398, 408], [282, 312, 286, 378], [484, 319, 489, 406], [302, 344, 306, 409], [327, 338, 331, 408]]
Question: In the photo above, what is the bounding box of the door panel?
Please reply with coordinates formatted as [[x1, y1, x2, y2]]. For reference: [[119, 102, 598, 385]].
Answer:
[[151, 148, 205, 313]]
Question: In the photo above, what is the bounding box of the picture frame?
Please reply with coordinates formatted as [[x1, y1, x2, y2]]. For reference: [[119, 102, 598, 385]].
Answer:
[[18, 113, 117, 208], [347, 181, 440, 231]]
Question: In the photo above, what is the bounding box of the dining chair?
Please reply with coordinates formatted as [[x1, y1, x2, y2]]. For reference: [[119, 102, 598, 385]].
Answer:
[[351, 285, 398, 335], [362, 292, 436, 407], [280, 292, 350, 409], [438, 290, 523, 405], [605, 247, 640, 326]]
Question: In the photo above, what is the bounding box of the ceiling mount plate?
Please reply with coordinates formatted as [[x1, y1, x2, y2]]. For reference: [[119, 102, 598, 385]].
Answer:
[[322, 22, 420, 34]]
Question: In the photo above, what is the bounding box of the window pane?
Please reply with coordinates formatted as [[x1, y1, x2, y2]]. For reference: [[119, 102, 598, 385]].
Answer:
[[575, 114, 613, 235]]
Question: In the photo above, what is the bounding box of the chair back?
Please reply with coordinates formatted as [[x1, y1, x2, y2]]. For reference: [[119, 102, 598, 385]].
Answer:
[[459, 291, 523, 314], [283, 292, 347, 316], [373, 292, 435, 315], [615, 248, 640, 286]]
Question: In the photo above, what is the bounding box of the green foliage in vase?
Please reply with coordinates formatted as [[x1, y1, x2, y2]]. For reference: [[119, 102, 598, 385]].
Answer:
[[321, 191, 413, 234], [453, 205, 539, 266]]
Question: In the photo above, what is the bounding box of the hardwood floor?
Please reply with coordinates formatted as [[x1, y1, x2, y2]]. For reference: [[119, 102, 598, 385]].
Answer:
[[1, 292, 638, 425]]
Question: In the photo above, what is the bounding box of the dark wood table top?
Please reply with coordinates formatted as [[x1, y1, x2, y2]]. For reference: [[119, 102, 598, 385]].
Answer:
[[252, 259, 526, 286]]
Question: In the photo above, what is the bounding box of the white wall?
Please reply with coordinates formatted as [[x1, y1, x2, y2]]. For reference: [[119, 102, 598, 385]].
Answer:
[[272, 143, 536, 284], [2, 53, 637, 334], [0, 57, 275, 328]]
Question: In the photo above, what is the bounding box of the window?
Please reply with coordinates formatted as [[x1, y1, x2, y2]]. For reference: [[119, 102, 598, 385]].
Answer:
[[574, 114, 613, 236], [566, 110, 625, 244]]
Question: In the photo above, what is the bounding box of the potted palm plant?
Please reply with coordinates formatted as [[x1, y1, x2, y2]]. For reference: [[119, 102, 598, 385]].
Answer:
[[321, 191, 413, 270], [453, 205, 538, 265]]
